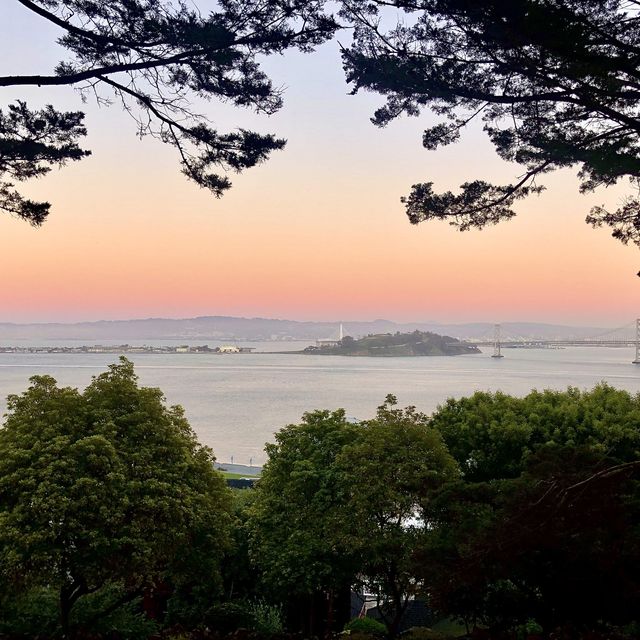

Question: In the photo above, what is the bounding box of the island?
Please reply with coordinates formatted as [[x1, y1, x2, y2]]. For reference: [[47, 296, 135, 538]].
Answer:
[[301, 331, 481, 357]]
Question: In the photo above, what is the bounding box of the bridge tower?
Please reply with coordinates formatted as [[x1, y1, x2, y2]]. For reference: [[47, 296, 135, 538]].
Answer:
[[633, 319, 640, 364], [491, 324, 504, 359]]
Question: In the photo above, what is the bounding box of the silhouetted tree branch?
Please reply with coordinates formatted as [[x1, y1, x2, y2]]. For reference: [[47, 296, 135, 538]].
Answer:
[[0, 101, 90, 223], [340, 0, 640, 263], [1, 0, 337, 223]]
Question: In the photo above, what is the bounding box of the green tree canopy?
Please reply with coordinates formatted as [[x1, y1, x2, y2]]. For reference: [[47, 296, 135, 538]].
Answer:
[[0, 357, 232, 635], [430, 384, 640, 482], [337, 396, 457, 637], [420, 384, 640, 632], [249, 409, 361, 601], [250, 399, 458, 637], [341, 0, 640, 263], [1, 0, 337, 223]]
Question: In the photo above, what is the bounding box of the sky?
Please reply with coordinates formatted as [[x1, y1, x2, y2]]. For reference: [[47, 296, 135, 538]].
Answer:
[[0, 2, 638, 327]]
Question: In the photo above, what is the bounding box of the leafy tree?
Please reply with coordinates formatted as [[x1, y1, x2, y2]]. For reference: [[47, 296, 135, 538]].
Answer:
[[422, 445, 640, 633], [337, 396, 457, 637], [218, 489, 260, 605], [419, 385, 640, 633], [250, 399, 457, 638], [249, 409, 361, 636], [1, 0, 337, 223], [341, 0, 640, 260], [430, 384, 640, 482], [486, 444, 640, 631], [0, 357, 232, 636]]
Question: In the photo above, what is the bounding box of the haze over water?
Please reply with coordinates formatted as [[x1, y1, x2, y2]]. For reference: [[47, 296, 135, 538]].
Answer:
[[1, 345, 638, 465]]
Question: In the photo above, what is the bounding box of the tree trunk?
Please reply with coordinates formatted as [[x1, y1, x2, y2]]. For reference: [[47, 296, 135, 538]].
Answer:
[[60, 590, 72, 638], [335, 584, 352, 631], [388, 591, 409, 639], [60, 582, 84, 638], [326, 590, 334, 638]]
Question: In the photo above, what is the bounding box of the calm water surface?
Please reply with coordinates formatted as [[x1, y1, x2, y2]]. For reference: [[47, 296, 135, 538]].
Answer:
[[1, 345, 639, 464]]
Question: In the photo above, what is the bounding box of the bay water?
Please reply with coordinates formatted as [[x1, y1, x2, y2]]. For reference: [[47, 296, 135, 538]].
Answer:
[[0, 342, 639, 465]]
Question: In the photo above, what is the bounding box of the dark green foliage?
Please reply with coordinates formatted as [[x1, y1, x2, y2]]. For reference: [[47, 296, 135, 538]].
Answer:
[[2, 368, 639, 638], [249, 600, 285, 635], [249, 408, 364, 636], [341, 0, 640, 256], [71, 584, 160, 640], [251, 398, 457, 637], [167, 598, 283, 635], [420, 384, 640, 632], [344, 616, 388, 636], [221, 489, 261, 603], [249, 409, 362, 599], [338, 397, 457, 637], [430, 384, 640, 481], [400, 628, 455, 640], [0, 587, 59, 638], [0, 584, 159, 639], [0, 100, 90, 224], [1, 1, 338, 222], [252, 385, 640, 636], [0, 357, 232, 636], [202, 601, 256, 635]]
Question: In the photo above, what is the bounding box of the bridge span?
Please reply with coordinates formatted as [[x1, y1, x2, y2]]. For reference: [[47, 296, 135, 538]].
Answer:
[[456, 319, 640, 364]]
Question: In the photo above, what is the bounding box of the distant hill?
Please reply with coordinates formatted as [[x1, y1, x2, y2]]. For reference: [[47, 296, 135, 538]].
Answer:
[[302, 331, 481, 357], [0, 315, 613, 342]]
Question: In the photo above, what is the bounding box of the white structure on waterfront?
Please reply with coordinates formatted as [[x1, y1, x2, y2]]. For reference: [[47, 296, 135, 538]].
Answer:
[[316, 322, 345, 347]]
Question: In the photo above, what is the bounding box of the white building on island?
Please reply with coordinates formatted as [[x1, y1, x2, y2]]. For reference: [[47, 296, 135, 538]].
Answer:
[[316, 323, 345, 347], [219, 345, 241, 353]]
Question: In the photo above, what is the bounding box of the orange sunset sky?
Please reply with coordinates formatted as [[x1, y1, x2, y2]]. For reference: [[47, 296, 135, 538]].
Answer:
[[1, 3, 638, 327]]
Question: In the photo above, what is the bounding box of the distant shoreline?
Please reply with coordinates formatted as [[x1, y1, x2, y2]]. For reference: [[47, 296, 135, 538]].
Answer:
[[0, 346, 483, 357], [0, 345, 258, 355]]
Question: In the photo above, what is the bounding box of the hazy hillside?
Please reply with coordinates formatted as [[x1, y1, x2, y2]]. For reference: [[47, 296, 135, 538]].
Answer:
[[0, 316, 613, 342]]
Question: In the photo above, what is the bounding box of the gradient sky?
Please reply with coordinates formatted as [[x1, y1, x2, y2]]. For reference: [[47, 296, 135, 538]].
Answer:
[[1, 2, 638, 327]]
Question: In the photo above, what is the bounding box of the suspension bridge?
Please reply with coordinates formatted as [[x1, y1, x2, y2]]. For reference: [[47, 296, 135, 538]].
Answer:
[[457, 319, 640, 364]]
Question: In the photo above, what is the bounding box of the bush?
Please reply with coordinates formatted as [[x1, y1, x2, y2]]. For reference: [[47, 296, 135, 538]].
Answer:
[[401, 628, 451, 640], [515, 619, 543, 639], [71, 584, 159, 640], [0, 584, 159, 640], [0, 588, 59, 637], [344, 616, 388, 636], [249, 600, 284, 635], [350, 633, 385, 640], [203, 601, 256, 634], [82, 603, 158, 640]]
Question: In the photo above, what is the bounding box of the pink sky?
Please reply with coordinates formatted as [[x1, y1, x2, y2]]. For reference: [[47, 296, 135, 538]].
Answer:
[[0, 4, 638, 327]]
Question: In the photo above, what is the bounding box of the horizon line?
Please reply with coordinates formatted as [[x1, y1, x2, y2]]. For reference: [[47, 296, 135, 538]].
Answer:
[[0, 314, 624, 330]]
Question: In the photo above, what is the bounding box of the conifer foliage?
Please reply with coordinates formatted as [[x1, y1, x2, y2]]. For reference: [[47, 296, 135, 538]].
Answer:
[[341, 0, 640, 252], [0, 0, 337, 222]]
